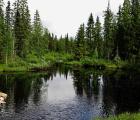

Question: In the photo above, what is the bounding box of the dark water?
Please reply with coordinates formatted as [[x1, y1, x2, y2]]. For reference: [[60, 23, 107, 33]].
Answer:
[[0, 64, 140, 120]]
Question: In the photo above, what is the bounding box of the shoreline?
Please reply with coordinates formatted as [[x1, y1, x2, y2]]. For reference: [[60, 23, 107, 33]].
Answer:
[[0, 59, 126, 72]]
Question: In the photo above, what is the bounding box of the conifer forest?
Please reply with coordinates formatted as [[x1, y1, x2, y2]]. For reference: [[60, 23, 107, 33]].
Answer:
[[0, 0, 140, 120], [0, 0, 140, 69]]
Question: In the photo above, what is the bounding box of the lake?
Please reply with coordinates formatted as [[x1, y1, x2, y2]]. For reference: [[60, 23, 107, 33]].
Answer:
[[0, 64, 140, 120]]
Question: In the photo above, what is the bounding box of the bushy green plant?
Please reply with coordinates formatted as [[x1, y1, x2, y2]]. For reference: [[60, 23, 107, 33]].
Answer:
[[7, 56, 27, 67], [44, 52, 57, 62], [44, 52, 73, 63], [26, 53, 40, 64], [80, 57, 93, 66], [92, 48, 99, 59]]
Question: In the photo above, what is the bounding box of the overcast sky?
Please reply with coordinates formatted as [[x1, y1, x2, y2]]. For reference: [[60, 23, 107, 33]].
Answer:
[[4, 0, 124, 37]]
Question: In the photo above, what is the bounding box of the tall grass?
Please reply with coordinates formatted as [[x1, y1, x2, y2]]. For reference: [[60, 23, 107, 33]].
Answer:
[[0, 52, 74, 72], [0, 53, 127, 72], [65, 56, 126, 69], [96, 113, 140, 120]]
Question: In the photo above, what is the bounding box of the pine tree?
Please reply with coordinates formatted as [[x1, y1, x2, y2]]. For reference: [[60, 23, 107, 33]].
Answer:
[[65, 33, 69, 53], [74, 24, 86, 60], [32, 10, 43, 55], [103, 2, 114, 60], [23, 5, 31, 55], [50, 33, 55, 51], [131, 0, 140, 63], [14, 8, 22, 57], [48, 33, 53, 52], [42, 28, 49, 52], [14, 0, 31, 58], [57, 35, 65, 53], [0, 0, 5, 61], [69, 37, 74, 54], [94, 16, 103, 58], [118, 0, 132, 60], [5, 1, 11, 30], [53, 35, 58, 52], [111, 17, 117, 59], [86, 13, 95, 55], [4, 1, 14, 64], [116, 6, 122, 60]]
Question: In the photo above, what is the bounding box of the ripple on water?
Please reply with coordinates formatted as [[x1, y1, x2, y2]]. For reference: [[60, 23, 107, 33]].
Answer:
[[0, 67, 140, 120]]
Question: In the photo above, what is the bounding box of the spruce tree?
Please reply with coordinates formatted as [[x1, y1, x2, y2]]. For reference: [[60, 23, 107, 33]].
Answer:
[[112, 17, 117, 59], [69, 37, 74, 54], [14, 0, 31, 58], [23, 5, 31, 55], [86, 13, 95, 55], [53, 35, 58, 52], [57, 35, 65, 53], [131, 0, 140, 63], [4, 1, 14, 64], [103, 2, 114, 60], [74, 24, 86, 60], [32, 10, 43, 55], [42, 28, 49, 52], [116, 6, 122, 60], [94, 16, 103, 58], [48, 33, 53, 52], [118, 0, 132, 60], [14, 6, 23, 57], [0, 0, 5, 61], [50, 33, 55, 51], [65, 33, 69, 53]]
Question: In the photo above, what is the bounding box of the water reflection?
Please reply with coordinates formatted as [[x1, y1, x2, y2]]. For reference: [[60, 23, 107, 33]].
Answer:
[[103, 70, 140, 114], [0, 65, 140, 120]]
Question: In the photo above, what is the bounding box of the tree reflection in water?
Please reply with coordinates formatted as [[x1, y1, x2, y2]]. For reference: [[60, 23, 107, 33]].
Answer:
[[0, 65, 140, 118]]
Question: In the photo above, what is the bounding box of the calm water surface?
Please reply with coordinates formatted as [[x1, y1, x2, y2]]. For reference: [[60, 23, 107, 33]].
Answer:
[[0, 64, 140, 120]]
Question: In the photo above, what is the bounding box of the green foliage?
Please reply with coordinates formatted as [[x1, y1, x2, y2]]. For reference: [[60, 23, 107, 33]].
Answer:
[[14, 0, 31, 58], [26, 53, 40, 64], [0, 0, 5, 61], [94, 16, 103, 58], [96, 113, 140, 120], [65, 61, 82, 66], [117, 0, 132, 60], [44, 52, 73, 63], [31, 10, 43, 54], [7, 56, 27, 67], [92, 48, 99, 59], [0, 0, 140, 71], [80, 57, 93, 66], [66, 56, 118, 69], [3, 1, 15, 65], [103, 2, 115, 60], [86, 13, 95, 55], [74, 24, 87, 60]]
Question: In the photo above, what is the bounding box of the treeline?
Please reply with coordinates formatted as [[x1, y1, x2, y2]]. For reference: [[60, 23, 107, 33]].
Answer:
[[0, 0, 72, 64], [0, 0, 140, 65], [75, 0, 140, 63]]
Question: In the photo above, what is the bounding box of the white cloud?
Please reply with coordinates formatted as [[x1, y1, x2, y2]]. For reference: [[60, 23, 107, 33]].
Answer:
[[4, 0, 124, 37]]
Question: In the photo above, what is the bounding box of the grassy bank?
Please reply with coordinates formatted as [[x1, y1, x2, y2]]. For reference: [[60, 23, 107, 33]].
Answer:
[[65, 57, 127, 70], [0, 52, 72, 72], [96, 113, 140, 120], [0, 53, 127, 72]]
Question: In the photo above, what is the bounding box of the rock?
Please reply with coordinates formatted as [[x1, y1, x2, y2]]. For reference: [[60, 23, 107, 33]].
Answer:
[[0, 92, 7, 104], [0, 92, 7, 100]]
